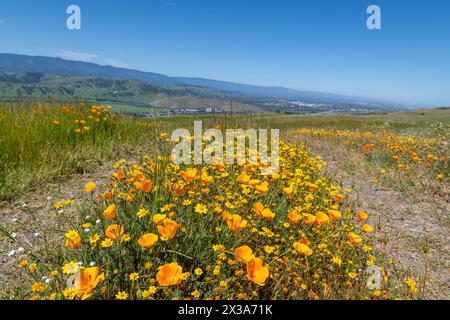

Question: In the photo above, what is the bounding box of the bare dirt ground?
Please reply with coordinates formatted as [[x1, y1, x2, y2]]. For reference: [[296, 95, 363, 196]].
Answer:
[[0, 163, 115, 296], [295, 135, 450, 299]]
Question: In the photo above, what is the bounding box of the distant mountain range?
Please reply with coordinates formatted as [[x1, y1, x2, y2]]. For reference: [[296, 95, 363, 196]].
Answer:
[[0, 53, 404, 113]]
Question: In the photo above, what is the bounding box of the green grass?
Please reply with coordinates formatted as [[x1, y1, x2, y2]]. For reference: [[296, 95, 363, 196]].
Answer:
[[0, 102, 159, 201], [1, 102, 449, 201]]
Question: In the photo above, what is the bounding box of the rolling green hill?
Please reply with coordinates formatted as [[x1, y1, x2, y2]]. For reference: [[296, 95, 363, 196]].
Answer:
[[0, 72, 263, 113]]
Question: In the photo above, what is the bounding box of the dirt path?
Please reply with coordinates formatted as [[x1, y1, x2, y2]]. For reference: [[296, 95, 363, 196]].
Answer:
[[295, 135, 450, 299]]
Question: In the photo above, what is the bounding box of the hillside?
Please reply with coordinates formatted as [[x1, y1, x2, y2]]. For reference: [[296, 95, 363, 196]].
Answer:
[[0, 53, 404, 113]]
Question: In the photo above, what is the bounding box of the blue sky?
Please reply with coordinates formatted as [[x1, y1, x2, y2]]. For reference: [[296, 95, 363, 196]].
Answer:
[[0, 0, 449, 106]]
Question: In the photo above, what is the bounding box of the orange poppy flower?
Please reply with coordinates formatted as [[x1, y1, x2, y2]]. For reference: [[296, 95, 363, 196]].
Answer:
[[103, 204, 117, 220], [237, 172, 250, 184], [335, 194, 345, 203], [181, 168, 198, 182], [356, 210, 368, 222], [226, 214, 248, 232], [136, 180, 152, 193], [246, 258, 269, 286], [261, 208, 275, 222], [304, 214, 316, 225], [105, 224, 125, 240], [316, 211, 329, 225], [156, 262, 183, 286], [254, 181, 269, 194], [293, 242, 313, 256], [152, 214, 167, 225], [252, 201, 264, 217], [85, 182, 96, 193], [75, 267, 105, 300], [157, 219, 179, 241], [348, 232, 363, 246], [283, 184, 294, 196], [138, 233, 159, 249], [328, 209, 341, 222], [288, 209, 300, 224], [234, 245, 254, 263], [362, 224, 374, 233]]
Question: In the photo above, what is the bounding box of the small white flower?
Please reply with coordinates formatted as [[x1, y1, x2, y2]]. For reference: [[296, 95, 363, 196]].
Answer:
[[45, 278, 51, 284], [58, 210, 64, 214], [84, 229, 90, 233], [34, 232, 41, 237], [8, 250, 16, 257], [85, 215, 91, 219], [89, 262, 95, 267], [11, 232, 17, 238], [78, 262, 83, 266], [95, 219, 101, 224], [41, 276, 48, 280], [11, 218, 18, 223], [17, 247, 25, 253]]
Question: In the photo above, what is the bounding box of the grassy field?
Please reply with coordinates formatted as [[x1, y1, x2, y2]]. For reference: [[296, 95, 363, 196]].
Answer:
[[0, 102, 449, 300]]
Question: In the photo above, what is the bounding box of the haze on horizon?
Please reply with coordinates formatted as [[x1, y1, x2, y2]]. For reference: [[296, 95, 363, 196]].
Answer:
[[0, 0, 449, 107]]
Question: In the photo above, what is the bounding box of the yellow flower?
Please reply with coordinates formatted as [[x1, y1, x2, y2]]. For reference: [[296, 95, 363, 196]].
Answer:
[[129, 273, 139, 281], [212, 244, 225, 251], [283, 184, 294, 196], [19, 259, 29, 267], [85, 182, 96, 193], [152, 214, 167, 225], [194, 268, 203, 276], [191, 290, 201, 299], [31, 282, 44, 292], [62, 261, 79, 274], [136, 208, 149, 218], [331, 256, 342, 266], [261, 208, 275, 222], [142, 286, 157, 298], [101, 238, 114, 248], [115, 291, 129, 300], [89, 234, 100, 245], [194, 203, 208, 214], [65, 230, 82, 248]]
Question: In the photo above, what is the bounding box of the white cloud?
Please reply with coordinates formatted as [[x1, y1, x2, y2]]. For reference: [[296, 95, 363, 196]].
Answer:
[[53, 50, 99, 62], [159, 0, 176, 7], [101, 58, 129, 68], [45, 49, 128, 68]]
